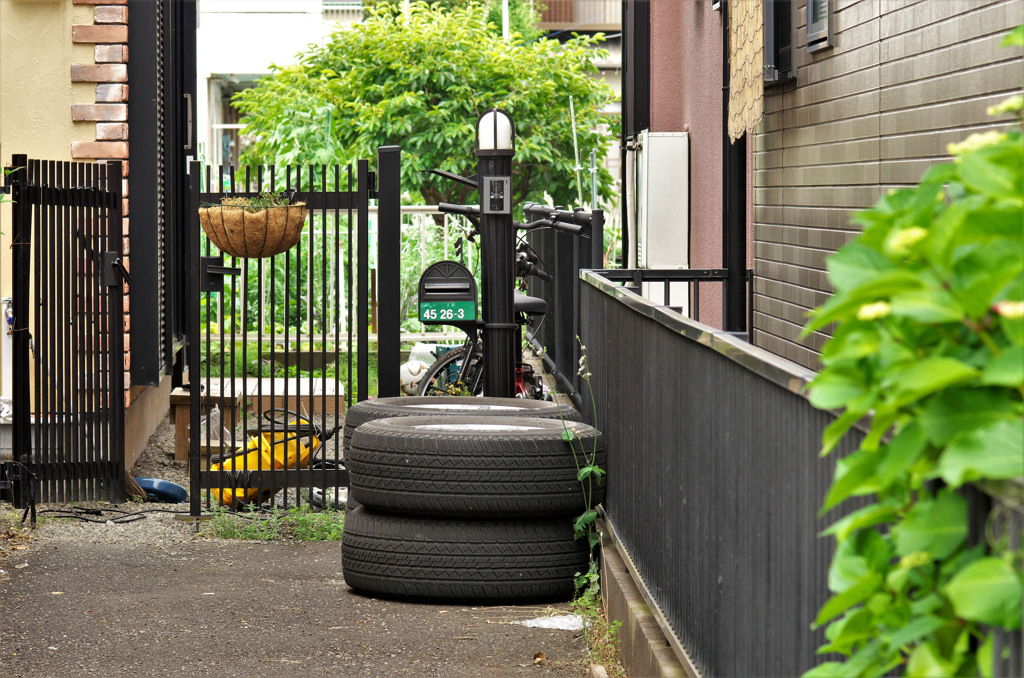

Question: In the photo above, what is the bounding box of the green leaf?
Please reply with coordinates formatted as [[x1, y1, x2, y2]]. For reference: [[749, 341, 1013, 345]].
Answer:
[[826, 242, 896, 292], [820, 408, 867, 457], [809, 368, 870, 410], [821, 326, 882, 364], [886, 358, 979, 408], [1001, 311, 1024, 346], [907, 641, 957, 678], [891, 490, 967, 559], [813, 573, 883, 628], [821, 503, 899, 542], [561, 429, 576, 442], [918, 388, 1019, 446], [889, 288, 965, 324], [960, 141, 1024, 202], [882, 615, 947, 651], [978, 631, 994, 678], [951, 240, 1024, 318], [577, 465, 606, 481], [1003, 24, 1024, 46], [908, 593, 944, 617], [876, 421, 927, 489], [823, 448, 883, 512], [982, 346, 1024, 387], [805, 270, 923, 332], [820, 609, 875, 656], [573, 509, 598, 534], [802, 662, 847, 678], [938, 418, 1024, 487], [943, 557, 1023, 629], [828, 529, 890, 593]]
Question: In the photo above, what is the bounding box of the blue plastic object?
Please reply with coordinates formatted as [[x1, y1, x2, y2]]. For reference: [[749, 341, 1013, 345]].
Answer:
[[134, 477, 188, 503]]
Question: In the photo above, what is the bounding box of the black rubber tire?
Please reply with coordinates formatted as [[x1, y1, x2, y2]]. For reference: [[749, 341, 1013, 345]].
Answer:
[[416, 344, 484, 396], [342, 507, 588, 603], [342, 396, 580, 453], [348, 415, 606, 518]]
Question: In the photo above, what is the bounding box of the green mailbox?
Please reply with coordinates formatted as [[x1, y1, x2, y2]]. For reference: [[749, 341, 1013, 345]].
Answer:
[[418, 260, 478, 327]]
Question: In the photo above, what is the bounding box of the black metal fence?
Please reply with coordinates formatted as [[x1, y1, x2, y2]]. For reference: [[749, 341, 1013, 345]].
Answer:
[[4, 156, 127, 507], [580, 269, 1022, 676], [524, 208, 603, 406], [580, 268, 858, 676], [186, 151, 401, 516]]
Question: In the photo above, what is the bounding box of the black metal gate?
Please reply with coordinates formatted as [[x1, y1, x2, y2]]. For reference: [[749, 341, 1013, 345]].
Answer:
[[3, 156, 127, 507], [186, 150, 400, 515]]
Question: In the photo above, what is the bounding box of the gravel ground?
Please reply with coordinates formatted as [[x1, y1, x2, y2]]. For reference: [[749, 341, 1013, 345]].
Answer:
[[0, 411, 596, 677]]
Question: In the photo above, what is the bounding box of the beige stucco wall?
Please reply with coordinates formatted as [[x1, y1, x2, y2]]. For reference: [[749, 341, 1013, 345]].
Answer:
[[0, 0, 96, 295]]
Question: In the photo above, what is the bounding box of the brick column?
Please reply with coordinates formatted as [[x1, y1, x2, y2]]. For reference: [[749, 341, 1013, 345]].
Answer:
[[71, 0, 132, 407]]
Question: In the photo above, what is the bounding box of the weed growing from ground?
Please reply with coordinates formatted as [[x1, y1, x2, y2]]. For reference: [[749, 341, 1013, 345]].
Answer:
[[201, 504, 344, 541], [572, 595, 626, 677]]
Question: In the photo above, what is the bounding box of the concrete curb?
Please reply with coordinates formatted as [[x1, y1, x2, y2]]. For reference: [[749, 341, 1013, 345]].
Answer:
[[600, 527, 696, 678]]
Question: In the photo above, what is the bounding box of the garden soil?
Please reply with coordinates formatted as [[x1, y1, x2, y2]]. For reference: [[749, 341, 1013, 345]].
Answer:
[[0, 415, 593, 677]]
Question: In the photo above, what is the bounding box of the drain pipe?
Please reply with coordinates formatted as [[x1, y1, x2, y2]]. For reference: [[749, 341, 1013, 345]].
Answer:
[[722, 1, 748, 333]]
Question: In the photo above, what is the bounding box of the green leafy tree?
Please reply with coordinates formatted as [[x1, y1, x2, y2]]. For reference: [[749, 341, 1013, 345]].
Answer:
[[361, 0, 544, 41], [802, 26, 1024, 678], [233, 1, 615, 209]]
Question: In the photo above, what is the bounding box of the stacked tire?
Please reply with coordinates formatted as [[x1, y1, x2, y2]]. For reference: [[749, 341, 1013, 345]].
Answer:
[[341, 398, 606, 604]]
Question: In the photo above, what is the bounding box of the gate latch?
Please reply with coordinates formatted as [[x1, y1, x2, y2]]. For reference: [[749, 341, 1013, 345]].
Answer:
[[202, 256, 241, 293], [102, 253, 132, 288]]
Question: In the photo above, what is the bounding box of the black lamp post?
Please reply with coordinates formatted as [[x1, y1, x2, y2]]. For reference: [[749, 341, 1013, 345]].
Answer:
[[475, 109, 516, 397]]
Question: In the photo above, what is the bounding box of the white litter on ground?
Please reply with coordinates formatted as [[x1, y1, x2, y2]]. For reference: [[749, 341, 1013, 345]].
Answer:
[[517, 615, 584, 631]]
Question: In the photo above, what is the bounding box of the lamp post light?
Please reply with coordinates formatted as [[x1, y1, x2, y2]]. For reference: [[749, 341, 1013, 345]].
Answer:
[[475, 109, 516, 398]]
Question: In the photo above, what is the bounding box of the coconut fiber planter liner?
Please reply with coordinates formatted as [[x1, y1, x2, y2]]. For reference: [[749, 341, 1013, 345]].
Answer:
[[199, 203, 308, 258]]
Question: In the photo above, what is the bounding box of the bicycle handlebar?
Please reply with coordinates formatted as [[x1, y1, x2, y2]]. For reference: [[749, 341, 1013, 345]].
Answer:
[[437, 203, 583, 235], [516, 253, 553, 282], [522, 202, 594, 227], [437, 202, 479, 217]]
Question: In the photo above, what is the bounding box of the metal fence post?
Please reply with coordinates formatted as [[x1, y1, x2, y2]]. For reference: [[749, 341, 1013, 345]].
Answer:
[[376, 146, 401, 397], [9, 155, 31, 508], [106, 160, 126, 502], [357, 159, 370, 402]]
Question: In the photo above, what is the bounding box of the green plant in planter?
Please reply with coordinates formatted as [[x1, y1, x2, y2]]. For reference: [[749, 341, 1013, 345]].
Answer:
[[802, 26, 1023, 678]]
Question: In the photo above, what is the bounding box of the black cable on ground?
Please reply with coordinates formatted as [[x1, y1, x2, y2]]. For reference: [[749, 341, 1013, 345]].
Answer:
[[35, 505, 193, 524]]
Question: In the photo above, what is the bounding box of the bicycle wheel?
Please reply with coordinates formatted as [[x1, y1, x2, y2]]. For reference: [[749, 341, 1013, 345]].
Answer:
[[417, 344, 484, 396]]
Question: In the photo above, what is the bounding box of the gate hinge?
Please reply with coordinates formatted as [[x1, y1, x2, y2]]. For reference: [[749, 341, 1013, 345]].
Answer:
[[201, 256, 241, 293], [367, 171, 378, 199]]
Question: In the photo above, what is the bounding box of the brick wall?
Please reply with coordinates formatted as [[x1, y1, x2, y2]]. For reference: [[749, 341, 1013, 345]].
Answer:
[[71, 0, 132, 406]]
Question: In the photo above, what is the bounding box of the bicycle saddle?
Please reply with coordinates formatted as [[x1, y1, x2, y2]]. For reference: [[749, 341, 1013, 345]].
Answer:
[[514, 290, 548, 315]]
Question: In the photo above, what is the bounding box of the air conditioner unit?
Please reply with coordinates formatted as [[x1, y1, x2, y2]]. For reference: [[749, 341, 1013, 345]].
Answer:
[[635, 130, 689, 309]]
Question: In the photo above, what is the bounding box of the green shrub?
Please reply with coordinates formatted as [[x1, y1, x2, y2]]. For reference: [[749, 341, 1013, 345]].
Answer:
[[803, 27, 1023, 678]]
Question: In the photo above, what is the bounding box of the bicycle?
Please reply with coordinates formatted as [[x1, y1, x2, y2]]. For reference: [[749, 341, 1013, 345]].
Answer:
[[416, 201, 590, 398]]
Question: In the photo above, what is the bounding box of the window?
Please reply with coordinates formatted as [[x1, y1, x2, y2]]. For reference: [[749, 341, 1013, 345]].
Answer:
[[765, 0, 793, 84], [806, 0, 830, 52]]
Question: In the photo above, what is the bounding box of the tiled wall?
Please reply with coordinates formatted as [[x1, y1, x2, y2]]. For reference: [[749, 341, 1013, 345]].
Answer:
[[752, 0, 1023, 369]]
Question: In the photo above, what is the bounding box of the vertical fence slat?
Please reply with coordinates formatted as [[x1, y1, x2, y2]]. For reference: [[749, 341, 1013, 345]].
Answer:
[[189, 161, 373, 512], [8, 157, 123, 507], [582, 272, 859, 676], [356, 159, 369, 402]]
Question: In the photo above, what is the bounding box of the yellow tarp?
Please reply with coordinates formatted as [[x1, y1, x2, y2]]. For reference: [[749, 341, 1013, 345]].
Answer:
[[211, 430, 318, 508]]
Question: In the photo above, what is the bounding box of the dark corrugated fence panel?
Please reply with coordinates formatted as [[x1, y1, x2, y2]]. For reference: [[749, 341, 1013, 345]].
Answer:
[[581, 279, 862, 676]]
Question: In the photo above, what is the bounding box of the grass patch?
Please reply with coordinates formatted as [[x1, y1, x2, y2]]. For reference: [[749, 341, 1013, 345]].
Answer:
[[201, 504, 344, 541], [572, 594, 626, 677]]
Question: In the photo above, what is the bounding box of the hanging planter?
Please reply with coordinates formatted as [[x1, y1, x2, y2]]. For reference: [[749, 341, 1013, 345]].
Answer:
[[199, 192, 307, 259]]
